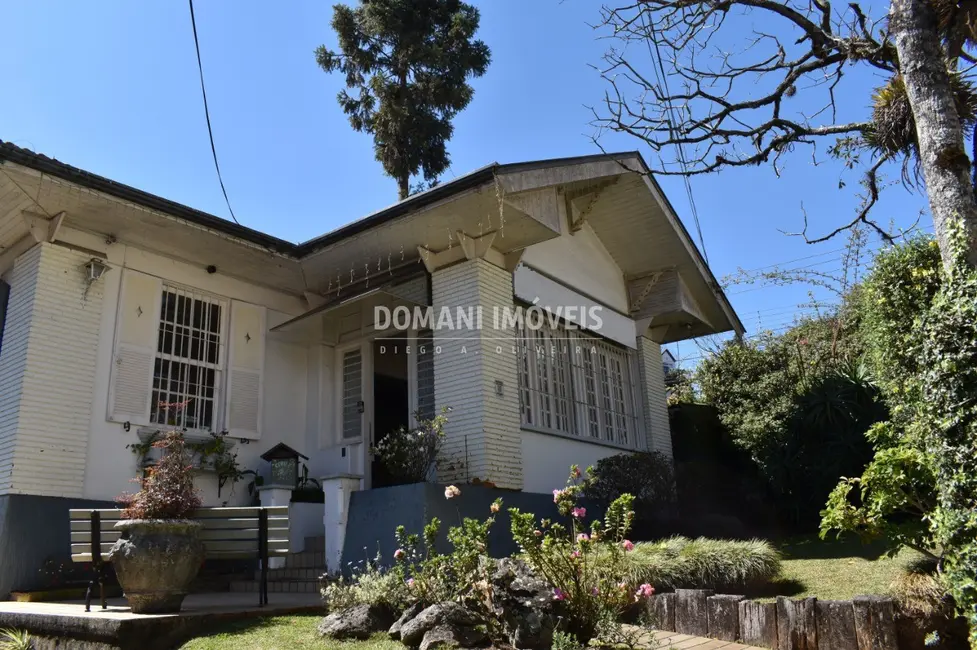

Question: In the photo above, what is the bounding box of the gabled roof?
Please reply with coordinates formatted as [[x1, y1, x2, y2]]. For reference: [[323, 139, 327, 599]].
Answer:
[[0, 139, 743, 337]]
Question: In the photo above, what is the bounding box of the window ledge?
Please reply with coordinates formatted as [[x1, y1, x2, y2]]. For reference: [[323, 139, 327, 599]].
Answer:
[[519, 425, 642, 453], [136, 426, 232, 448]]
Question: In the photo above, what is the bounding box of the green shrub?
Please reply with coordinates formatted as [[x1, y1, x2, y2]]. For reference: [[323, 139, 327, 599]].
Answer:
[[0, 628, 32, 650], [584, 452, 675, 514], [621, 537, 782, 591], [321, 555, 411, 613], [371, 408, 448, 485]]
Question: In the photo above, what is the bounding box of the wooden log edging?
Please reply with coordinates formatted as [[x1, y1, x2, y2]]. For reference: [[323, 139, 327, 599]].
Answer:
[[643, 592, 900, 650]]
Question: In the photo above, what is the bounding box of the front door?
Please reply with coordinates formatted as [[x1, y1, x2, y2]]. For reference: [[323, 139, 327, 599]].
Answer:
[[371, 338, 410, 488]]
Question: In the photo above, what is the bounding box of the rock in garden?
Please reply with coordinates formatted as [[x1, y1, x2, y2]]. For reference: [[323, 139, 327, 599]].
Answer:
[[390, 602, 425, 640], [419, 624, 488, 650], [400, 602, 482, 648], [490, 558, 557, 649], [318, 603, 396, 640]]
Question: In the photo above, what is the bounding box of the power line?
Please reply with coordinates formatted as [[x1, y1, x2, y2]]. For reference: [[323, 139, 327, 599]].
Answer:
[[639, 10, 708, 263], [188, 0, 240, 226]]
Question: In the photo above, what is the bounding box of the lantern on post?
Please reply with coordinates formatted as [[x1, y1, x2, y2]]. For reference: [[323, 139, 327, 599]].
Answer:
[[259, 443, 308, 488]]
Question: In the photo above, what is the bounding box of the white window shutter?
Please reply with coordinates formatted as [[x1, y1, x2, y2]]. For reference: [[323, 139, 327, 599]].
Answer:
[[225, 301, 265, 439], [108, 270, 161, 424]]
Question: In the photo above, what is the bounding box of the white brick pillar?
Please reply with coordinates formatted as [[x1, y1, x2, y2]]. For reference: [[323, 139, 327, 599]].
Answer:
[[430, 258, 523, 489], [636, 336, 673, 459]]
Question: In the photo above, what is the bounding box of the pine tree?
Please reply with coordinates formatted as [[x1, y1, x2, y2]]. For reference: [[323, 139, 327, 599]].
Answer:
[[316, 0, 490, 200]]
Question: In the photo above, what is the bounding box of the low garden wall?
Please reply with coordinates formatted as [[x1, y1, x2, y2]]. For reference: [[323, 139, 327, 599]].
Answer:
[[341, 482, 605, 575], [647, 589, 901, 650]]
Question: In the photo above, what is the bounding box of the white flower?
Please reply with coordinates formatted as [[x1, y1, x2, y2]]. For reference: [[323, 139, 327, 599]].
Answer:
[[444, 485, 461, 499]]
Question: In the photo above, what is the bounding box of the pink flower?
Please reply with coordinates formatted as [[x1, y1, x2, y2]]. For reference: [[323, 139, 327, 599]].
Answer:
[[622, 540, 635, 552], [534, 530, 543, 538], [552, 489, 564, 503], [393, 549, 405, 561], [572, 507, 587, 519], [572, 466, 582, 478], [577, 533, 590, 543], [635, 583, 655, 600], [490, 502, 500, 514], [444, 485, 461, 499], [406, 578, 415, 587], [571, 550, 582, 559], [592, 587, 599, 595], [553, 588, 566, 601]]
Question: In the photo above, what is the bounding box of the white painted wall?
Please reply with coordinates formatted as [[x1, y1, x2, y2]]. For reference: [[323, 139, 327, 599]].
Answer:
[[520, 430, 622, 494], [520, 212, 629, 314]]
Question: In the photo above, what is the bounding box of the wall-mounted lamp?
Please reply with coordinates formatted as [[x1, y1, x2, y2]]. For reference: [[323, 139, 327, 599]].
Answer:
[[83, 258, 110, 283]]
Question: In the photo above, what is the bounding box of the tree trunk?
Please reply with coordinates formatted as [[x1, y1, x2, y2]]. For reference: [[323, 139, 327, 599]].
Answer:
[[890, 0, 977, 268], [398, 173, 410, 201]]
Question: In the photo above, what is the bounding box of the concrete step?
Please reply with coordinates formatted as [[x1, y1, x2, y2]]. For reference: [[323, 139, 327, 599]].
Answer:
[[229, 578, 321, 594], [254, 567, 323, 581], [285, 550, 325, 569]]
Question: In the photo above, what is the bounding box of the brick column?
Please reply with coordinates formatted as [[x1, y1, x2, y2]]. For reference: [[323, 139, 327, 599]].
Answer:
[[636, 336, 673, 459], [430, 258, 522, 489]]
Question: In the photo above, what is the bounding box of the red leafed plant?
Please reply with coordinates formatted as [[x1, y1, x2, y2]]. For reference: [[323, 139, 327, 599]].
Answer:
[[117, 430, 201, 520]]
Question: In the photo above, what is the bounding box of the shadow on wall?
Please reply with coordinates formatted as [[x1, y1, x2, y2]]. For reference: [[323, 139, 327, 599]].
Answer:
[[341, 482, 606, 576], [0, 494, 116, 598]]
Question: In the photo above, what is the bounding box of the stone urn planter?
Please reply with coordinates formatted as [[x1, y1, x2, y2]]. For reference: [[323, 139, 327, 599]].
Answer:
[[109, 519, 206, 613]]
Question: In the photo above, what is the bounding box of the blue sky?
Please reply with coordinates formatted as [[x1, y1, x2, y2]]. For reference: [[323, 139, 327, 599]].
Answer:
[[0, 1, 931, 363]]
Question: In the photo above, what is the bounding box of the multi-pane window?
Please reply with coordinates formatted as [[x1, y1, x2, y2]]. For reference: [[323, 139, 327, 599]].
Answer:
[[150, 285, 225, 431], [416, 330, 436, 422], [517, 320, 640, 448], [342, 348, 363, 439]]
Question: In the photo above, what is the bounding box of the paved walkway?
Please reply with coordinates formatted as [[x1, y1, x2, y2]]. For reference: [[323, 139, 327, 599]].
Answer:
[[641, 628, 767, 650], [0, 591, 321, 620]]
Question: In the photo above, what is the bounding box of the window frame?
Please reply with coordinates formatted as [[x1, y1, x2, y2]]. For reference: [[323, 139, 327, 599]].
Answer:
[[149, 282, 229, 433], [516, 318, 643, 451]]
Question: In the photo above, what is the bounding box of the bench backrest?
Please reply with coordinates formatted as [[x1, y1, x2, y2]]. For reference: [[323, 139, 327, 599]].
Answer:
[[69, 506, 290, 562]]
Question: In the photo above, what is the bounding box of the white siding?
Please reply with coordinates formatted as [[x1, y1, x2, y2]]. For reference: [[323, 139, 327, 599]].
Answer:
[[0, 245, 41, 494], [432, 259, 522, 489], [637, 336, 672, 458], [2, 244, 104, 497]]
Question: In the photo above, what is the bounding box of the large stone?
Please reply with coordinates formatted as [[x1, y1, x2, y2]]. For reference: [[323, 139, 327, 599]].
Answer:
[[109, 519, 205, 614], [401, 602, 482, 648], [490, 558, 557, 648], [390, 603, 426, 640], [318, 603, 396, 640], [419, 624, 489, 650]]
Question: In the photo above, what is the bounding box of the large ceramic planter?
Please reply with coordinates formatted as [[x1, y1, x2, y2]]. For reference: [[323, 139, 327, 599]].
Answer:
[[109, 519, 206, 613]]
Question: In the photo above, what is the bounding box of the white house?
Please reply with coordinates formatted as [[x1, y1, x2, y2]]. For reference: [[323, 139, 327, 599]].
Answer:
[[0, 141, 742, 590]]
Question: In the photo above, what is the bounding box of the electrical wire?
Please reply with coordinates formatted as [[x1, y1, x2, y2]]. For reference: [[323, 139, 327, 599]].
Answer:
[[188, 0, 240, 226], [639, 9, 708, 263]]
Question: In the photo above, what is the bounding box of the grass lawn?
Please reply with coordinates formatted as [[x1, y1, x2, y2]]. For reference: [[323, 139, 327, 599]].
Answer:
[[178, 615, 401, 650], [752, 535, 923, 601]]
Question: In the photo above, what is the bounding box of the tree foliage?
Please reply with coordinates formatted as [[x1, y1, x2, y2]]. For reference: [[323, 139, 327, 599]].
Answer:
[[697, 314, 884, 528], [316, 0, 490, 199]]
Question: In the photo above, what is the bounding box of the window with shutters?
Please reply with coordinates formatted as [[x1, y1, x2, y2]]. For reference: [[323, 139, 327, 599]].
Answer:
[[150, 285, 227, 431], [416, 330, 435, 422], [516, 320, 640, 449], [341, 348, 363, 439]]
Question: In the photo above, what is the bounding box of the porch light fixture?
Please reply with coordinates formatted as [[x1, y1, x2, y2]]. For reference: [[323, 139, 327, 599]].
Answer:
[[83, 258, 110, 283], [259, 443, 309, 488]]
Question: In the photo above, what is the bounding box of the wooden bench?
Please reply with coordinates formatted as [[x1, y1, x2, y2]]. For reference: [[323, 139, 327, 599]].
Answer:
[[69, 506, 290, 611]]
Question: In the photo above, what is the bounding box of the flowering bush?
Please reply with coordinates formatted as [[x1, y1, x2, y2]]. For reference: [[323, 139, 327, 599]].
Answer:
[[371, 408, 449, 485], [391, 490, 502, 609], [117, 431, 201, 520], [322, 552, 411, 613], [509, 466, 652, 644]]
